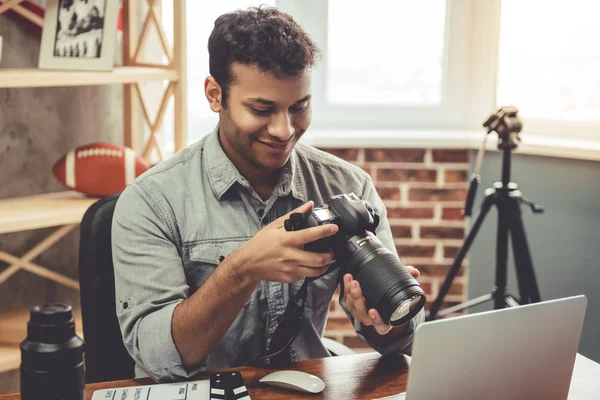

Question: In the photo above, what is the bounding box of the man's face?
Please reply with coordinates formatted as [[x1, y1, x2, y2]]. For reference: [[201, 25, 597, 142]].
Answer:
[[214, 63, 312, 174]]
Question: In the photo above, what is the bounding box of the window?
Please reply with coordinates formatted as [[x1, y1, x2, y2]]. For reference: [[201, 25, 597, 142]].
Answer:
[[160, 0, 599, 154], [327, 0, 447, 106], [496, 0, 600, 138]]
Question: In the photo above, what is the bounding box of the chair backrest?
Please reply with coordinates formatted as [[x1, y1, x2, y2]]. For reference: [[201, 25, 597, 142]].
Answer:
[[78, 193, 135, 383]]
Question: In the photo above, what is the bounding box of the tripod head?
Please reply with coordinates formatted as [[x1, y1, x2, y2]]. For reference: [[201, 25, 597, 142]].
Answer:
[[464, 106, 526, 216], [483, 106, 523, 151]]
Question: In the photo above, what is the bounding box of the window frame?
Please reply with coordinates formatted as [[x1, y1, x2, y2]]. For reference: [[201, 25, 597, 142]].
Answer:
[[161, 0, 600, 161], [281, 0, 481, 131]]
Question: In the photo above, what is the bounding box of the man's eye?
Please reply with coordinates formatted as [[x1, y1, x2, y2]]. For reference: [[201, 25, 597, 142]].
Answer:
[[290, 106, 307, 114], [251, 108, 272, 116]]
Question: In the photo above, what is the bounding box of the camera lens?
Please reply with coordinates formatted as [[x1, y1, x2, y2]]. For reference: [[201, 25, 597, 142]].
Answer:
[[20, 303, 85, 400], [341, 233, 426, 326]]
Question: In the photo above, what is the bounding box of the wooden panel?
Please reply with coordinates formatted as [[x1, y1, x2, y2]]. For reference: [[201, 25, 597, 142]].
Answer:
[[0, 191, 98, 234], [173, 0, 187, 152], [0, 345, 20, 374], [0, 67, 178, 89], [0, 353, 599, 399]]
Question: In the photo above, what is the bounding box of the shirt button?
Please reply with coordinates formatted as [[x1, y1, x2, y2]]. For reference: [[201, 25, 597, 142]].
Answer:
[[257, 209, 264, 217]]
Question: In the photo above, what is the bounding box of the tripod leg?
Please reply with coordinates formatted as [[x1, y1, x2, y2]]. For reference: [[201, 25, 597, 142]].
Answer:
[[506, 197, 530, 304], [428, 191, 496, 320], [508, 196, 541, 304], [494, 194, 511, 310]]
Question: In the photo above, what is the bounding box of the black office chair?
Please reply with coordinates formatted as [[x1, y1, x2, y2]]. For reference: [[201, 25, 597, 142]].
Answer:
[[78, 193, 135, 383], [78, 193, 354, 383]]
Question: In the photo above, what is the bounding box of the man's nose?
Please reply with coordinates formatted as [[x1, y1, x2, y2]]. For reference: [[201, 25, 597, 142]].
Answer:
[[268, 112, 295, 141]]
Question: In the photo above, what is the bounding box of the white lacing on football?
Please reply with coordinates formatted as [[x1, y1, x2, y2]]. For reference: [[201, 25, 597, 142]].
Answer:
[[77, 148, 123, 158]]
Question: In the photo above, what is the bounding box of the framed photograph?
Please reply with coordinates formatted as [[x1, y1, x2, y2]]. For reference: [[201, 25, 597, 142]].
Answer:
[[38, 0, 119, 71]]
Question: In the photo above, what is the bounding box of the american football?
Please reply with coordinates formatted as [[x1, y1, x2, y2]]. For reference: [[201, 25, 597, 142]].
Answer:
[[52, 143, 149, 197]]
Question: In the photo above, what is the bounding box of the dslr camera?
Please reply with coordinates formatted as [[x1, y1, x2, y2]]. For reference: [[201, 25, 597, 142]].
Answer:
[[285, 193, 426, 326]]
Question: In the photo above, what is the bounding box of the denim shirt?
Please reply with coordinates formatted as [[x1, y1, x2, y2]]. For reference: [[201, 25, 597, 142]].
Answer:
[[112, 125, 424, 382]]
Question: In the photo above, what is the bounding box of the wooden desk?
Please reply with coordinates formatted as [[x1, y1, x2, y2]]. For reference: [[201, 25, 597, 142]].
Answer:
[[1, 352, 599, 399]]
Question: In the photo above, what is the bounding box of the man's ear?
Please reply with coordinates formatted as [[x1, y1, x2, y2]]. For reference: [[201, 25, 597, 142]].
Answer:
[[205, 76, 222, 113]]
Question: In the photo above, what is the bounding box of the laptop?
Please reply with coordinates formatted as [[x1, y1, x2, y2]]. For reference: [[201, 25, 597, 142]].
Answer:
[[383, 295, 587, 400]]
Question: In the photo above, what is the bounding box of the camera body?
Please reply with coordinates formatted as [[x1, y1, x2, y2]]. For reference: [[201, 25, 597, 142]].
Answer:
[[285, 193, 426, 326], [285, 193, 379, 256]]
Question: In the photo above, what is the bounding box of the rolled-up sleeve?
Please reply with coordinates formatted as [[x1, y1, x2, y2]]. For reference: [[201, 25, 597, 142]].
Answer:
[[339, 175, 425, 356], [112, 183, 198, 382]]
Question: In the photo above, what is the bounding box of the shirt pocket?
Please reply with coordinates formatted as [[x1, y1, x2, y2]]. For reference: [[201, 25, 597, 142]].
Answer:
[[184, 239, 250, 296]]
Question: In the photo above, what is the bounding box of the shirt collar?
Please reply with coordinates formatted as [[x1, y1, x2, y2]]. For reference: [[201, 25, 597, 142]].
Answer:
[[205, 124, 241, 200], [205, 123, 307, 202]]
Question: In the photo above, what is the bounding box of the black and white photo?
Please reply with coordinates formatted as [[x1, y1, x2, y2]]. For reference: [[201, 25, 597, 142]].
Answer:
[[54, 0, 106, 59], [39, 0, 119, 71]]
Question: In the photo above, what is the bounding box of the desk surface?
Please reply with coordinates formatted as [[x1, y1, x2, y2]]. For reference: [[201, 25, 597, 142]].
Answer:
[[2, 352, 599, 399]]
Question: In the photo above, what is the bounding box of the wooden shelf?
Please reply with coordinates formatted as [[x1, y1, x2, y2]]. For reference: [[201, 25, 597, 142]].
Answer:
[[0, 191, 98, 235], [0, 345, 20, 374], [0, 308, 83, 373], [0, 66, 179, 88]]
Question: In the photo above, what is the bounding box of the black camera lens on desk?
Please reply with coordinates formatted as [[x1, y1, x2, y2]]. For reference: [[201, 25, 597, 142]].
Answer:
[[20, 303, 85, 400], [285, 193, 426, 326]]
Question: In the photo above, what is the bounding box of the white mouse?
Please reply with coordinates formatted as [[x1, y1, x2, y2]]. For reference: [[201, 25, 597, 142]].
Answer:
[[259, 370, 326, 394]]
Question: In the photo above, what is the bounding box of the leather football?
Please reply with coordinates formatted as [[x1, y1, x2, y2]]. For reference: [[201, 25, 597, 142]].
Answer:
[[53, 143, 149, 197]]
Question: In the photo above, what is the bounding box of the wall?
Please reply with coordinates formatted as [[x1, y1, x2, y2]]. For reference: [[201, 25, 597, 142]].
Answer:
[[467, 150, 600, 362], [321, 148, 470, 349], [0, 15, 123, 393]]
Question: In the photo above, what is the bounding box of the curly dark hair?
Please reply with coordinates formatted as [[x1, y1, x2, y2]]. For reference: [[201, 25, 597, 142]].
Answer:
[[208, 6, 320, 108]]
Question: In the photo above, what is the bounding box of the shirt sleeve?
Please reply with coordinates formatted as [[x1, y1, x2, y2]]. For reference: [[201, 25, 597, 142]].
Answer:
[[338, 174, 425, 356], [112, 182, 203, 382]]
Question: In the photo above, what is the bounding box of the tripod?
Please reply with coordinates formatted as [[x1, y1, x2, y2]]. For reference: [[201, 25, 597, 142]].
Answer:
[[427, 107, 545, 321]]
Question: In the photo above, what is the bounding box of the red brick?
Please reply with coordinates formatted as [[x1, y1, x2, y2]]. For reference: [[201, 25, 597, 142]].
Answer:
[[442, 207, 465, 220], [365, 149, 425, 163], [432, 150, 469, 163], [377, 168, 437, 182], [387, 207, 434, 219], [326, 317, 354, 331], [391, 225, 412, 239], [445, 170, 469, 183], [420, 226, 465, 239], [320, 148, 360, 161], [360, 166, 372, 177], [447, 282, 465, 296], [396, 245, 436, 258], [408, 188, 467, 202], [412, 263, 466, 277], [342, 335, 370, 348], [376, 186, 401, 201], [418, 281, 433, 296], [443, 246, 461, 259]]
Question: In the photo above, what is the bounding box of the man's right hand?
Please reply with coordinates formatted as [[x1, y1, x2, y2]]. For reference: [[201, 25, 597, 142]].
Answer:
[[236, 201, 339, 283]]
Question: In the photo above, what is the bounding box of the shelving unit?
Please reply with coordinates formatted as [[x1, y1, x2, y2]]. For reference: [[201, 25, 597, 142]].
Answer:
[[0, 0, 187, 373], [0, 66, 178, 88]]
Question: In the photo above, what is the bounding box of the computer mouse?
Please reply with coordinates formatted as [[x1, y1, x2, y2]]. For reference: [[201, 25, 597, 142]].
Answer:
[[259, 370, 326, 394]]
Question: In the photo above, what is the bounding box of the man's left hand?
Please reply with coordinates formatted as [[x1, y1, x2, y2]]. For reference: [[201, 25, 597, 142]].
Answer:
[[343, 266, 420, 335]]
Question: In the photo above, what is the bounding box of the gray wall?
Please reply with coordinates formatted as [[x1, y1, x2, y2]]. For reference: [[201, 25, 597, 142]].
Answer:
[[0, 15, 122, 393], [467, 149, 600, 362]]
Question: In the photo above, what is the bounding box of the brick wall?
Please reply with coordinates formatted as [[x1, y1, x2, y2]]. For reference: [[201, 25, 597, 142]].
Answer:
[[319, 148, 470, 351]]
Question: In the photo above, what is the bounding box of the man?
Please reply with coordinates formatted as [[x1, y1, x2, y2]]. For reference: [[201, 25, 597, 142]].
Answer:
[[112, 6, 424, 382]]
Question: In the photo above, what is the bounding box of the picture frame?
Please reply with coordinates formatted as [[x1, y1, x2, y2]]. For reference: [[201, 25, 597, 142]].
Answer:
[[38, 0, 119, 71]]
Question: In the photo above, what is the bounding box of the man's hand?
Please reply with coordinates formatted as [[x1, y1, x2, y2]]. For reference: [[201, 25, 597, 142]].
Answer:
[[344, 266, 420, 335], [236, 201, 340, 283]]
